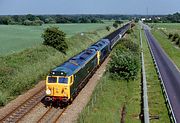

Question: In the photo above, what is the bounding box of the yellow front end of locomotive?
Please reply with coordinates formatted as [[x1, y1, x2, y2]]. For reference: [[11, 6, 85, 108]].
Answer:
[[45, 76, 73, 99]]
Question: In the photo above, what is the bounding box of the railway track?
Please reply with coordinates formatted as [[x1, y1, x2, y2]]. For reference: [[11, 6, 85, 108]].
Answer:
[[0, 87, 45, 123], [37, 106, 66, 123]]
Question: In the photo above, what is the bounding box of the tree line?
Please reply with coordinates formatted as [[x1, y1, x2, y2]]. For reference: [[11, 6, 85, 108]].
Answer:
[[143, 12, 180, 23], [0, 14, 131, 26]]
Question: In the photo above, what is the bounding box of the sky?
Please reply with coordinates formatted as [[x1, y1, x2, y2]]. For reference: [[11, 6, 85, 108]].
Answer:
[[0, 0, 179, 15]]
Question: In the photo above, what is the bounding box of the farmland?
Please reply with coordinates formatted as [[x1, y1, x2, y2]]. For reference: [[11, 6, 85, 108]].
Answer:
[[149, 23, 180, 69], [0, 22, 113, 56]]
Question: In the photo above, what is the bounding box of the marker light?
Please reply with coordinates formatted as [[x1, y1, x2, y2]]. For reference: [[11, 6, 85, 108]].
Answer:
[[46, 89, 51, 95]]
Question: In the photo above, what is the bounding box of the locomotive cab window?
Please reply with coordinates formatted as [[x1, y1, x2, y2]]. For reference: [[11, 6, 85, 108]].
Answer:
[[58, 78, 68, 84], [48, 77, 57, 83]]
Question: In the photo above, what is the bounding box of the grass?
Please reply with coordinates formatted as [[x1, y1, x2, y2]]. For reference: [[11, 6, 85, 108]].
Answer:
[[0, 24, 115, 106], [150, 23, 180, 35], [150, 29, 180, 69], [141, 29, 170, 122], [0, 22, 113, 56], [79, 73, 141, 123], [151, 23, 180, 29], [78, 25, 141, 123]]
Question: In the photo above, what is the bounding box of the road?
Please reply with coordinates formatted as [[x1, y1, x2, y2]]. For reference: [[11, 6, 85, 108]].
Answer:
[[144, 27, 180, 123]]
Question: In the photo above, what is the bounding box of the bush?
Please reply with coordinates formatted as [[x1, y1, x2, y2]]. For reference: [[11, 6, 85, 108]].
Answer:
[[108, 48, 139, 81], [172, 33, 179, 42], [168, 33, 173, 39], [113, 23, 118, 28], [126, 29, 133, 34], [131, 23, 136, 28], [176, 37, 180, 45], [23, 19, 44, 26], [42, 27, 68, 53], [119, 38, 139, 53], [106, 26, 110, 31]]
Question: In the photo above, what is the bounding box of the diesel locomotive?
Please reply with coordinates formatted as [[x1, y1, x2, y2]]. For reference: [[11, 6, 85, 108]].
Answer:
[[45, 22, 132, 105]]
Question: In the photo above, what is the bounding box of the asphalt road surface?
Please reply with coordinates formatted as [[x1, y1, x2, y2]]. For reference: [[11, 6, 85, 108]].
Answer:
[[144, 28, 180, 123]]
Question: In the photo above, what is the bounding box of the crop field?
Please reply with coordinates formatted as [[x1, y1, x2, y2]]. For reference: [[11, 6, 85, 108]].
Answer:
[[0, 22, 113, 56], [151, 23, 180, 34], [150, 24, 180, 69]]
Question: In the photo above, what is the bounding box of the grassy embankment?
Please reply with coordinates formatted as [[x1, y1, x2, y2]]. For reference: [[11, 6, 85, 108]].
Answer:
[[78, 25, 141, 123], [141, 29, 170, 123], [0, 22, 113, 56], [0, 22, 115, 106], [150, 27, 180, 69]]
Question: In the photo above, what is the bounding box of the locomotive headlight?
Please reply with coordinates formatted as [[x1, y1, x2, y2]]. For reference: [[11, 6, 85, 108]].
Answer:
[[46, 89, 51, 95]]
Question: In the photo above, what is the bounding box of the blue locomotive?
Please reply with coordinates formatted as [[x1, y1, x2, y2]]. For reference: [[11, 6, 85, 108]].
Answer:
[[45, 22, 132, 105]]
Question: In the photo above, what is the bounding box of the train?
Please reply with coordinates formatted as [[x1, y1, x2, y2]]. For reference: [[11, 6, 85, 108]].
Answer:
[[45, 22, 132, 106]]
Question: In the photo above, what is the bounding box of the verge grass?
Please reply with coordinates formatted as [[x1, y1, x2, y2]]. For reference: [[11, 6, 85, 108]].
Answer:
[[78, 73, 141, 123], [78, 25, 141, 123], [141, 29, 170, 123], [0, 25, 115, 106]]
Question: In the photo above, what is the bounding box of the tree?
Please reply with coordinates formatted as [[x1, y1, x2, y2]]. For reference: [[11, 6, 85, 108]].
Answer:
[[33, 19, 44, 26], [115, 20, 123, 25], [42, 27, 68, 53], [168, 33, 173, 39], [45, 17, 56, 24], [26, 14, 35, 21], [176, 37, 180, 46], [172, 33, 179, 42], [23, 19, 32, 26], [106, 26, 111, 31], [113, 23, 118, 28]]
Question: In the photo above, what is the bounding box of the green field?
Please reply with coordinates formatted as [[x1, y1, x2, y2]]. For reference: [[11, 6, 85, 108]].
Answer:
[[151, 23, 180, 34], [0, 22, 113, 55], [152, 23, 180, 30]]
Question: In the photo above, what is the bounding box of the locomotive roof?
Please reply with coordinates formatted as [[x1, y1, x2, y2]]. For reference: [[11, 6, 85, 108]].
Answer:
[[89, 39, 109, 51], [49, 48, 97, 76]]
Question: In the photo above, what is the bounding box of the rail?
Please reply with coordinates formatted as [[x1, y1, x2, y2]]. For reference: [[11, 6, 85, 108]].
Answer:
[[144, 28, 177, 123], [140, 27, 150, 123], [0, 87, 45, 122]]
